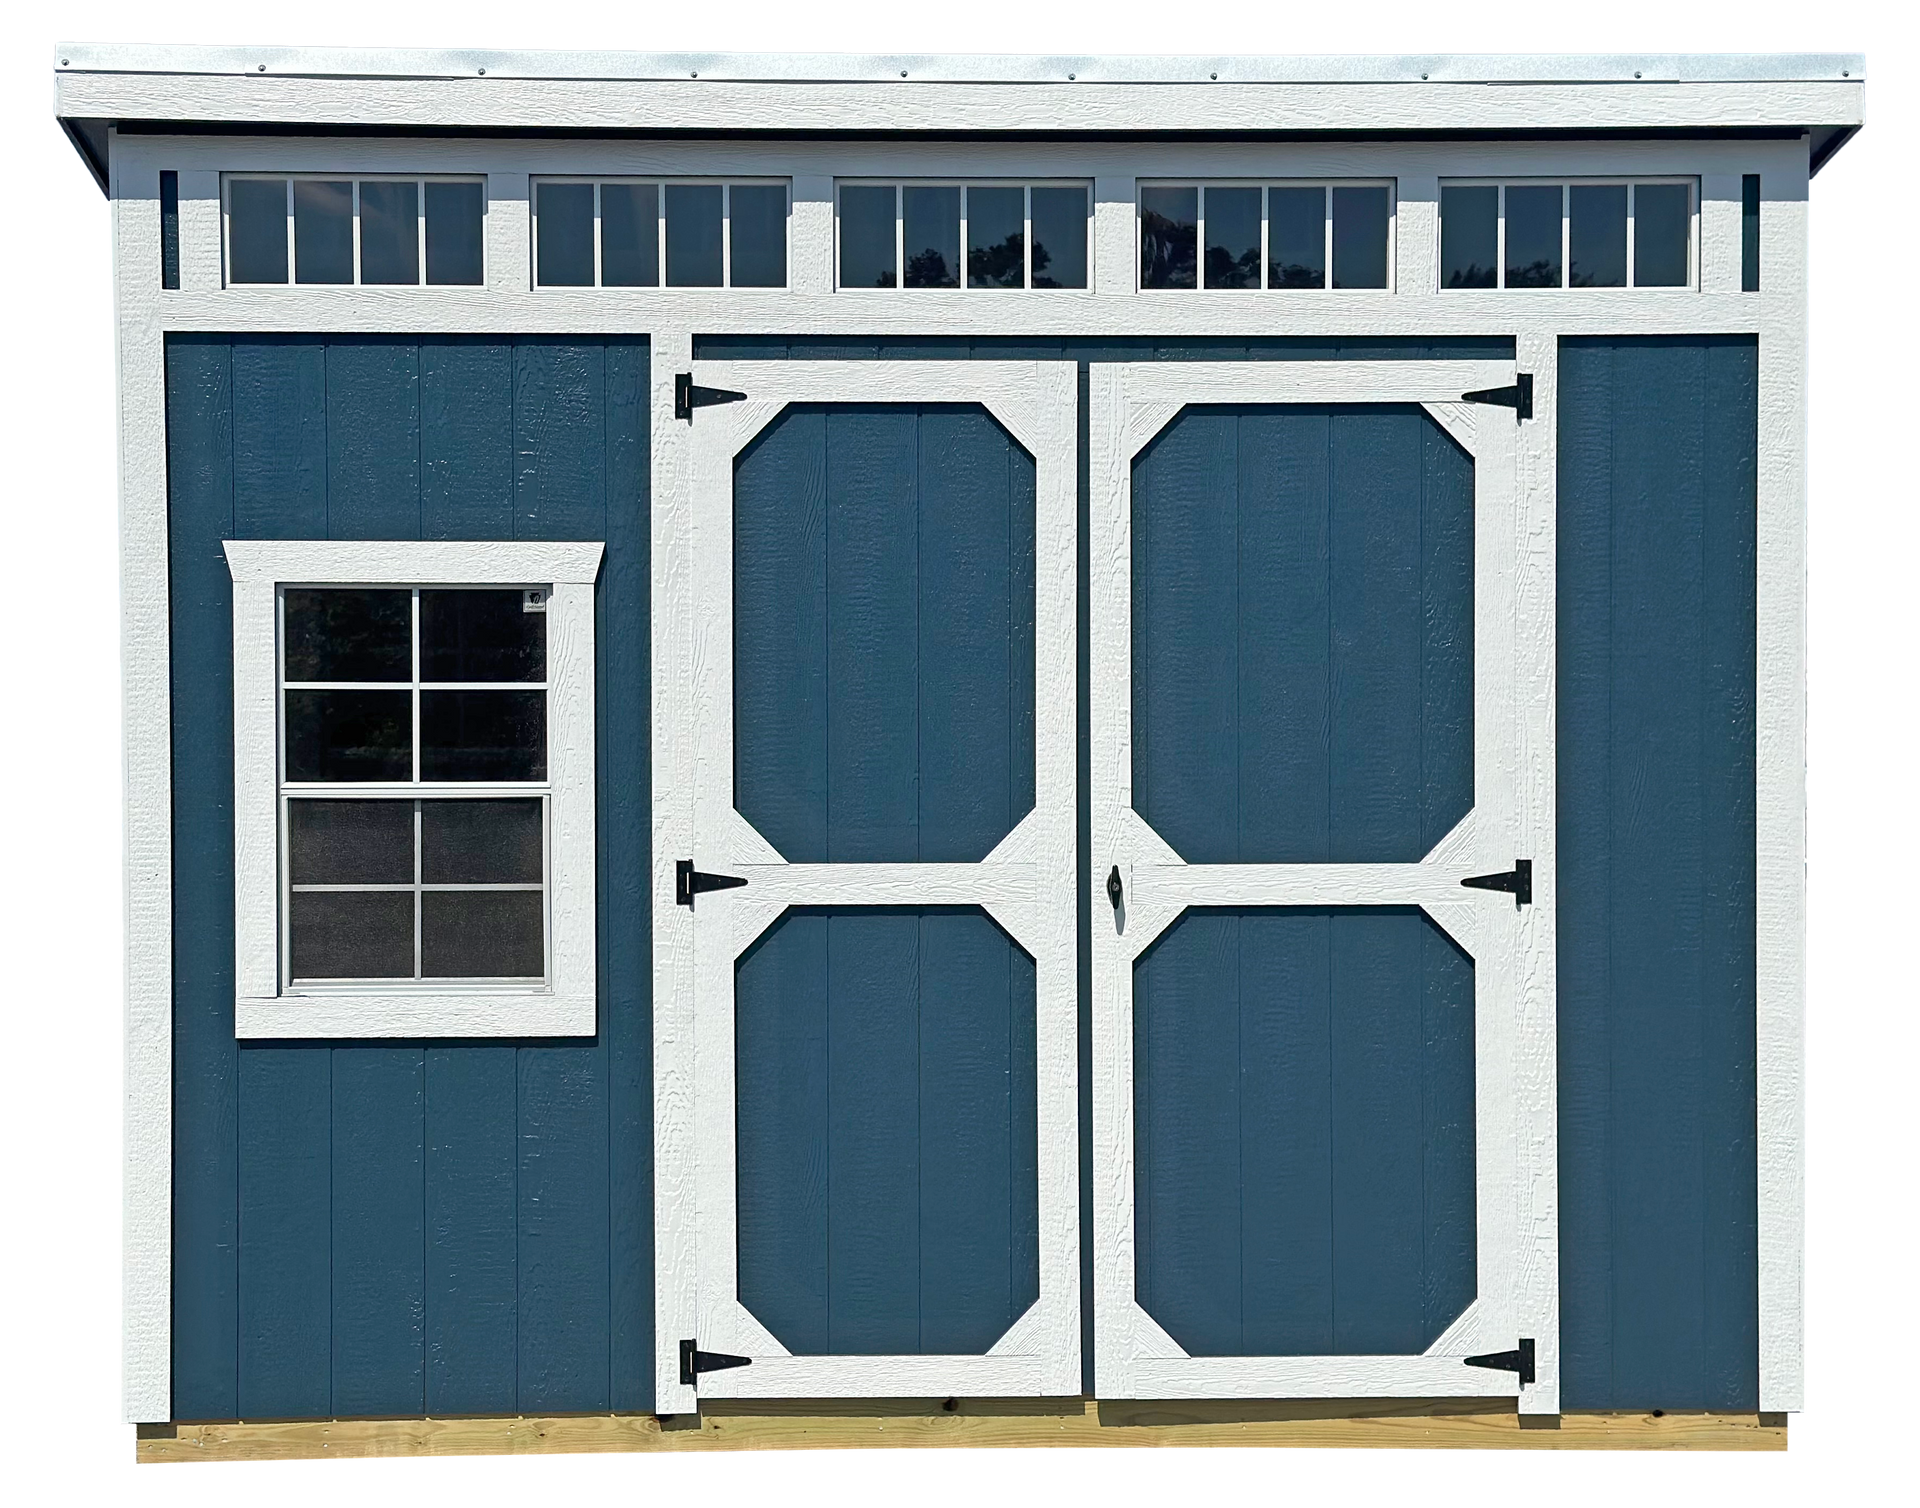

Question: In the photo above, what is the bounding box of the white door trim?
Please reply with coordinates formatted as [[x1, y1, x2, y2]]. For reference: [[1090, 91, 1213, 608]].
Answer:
[[676, 359, 1081, 1400], [1088, 358, 1559, 1409]]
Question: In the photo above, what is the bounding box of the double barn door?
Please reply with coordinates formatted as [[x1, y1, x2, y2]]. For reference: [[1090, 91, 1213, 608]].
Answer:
[[664, 355, 1555, 1411]]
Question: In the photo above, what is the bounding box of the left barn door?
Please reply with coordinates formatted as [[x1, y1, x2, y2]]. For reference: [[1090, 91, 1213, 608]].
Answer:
[[678, 360, 1080, 1400]]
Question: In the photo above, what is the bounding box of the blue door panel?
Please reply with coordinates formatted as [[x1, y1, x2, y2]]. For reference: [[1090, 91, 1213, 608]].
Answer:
[[735, 907, 1040, 1354], [1133, 907, 1475, 1356], [733, 403, 1036, 865], [1131, 404, 1473, 866]]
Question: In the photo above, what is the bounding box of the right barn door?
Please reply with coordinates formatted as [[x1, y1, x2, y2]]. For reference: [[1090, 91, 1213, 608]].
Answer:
[[1090, 360, 1556, 1407]]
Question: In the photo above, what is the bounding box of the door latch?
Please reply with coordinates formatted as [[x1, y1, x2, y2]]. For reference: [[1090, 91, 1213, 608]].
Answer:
[[674, 372, 748, 421], [1461, 859, 1532, 907], [676, 859, 747, 907], [1464, 1337, 1535, 1386], [1461, 372, 1534, 421], [1106, 865, 1123, 910], [679, 1338, 752, 1387]]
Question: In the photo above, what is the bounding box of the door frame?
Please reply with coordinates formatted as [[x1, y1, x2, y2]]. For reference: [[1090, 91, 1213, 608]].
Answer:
[[670, 359, 1082, 1400], [1088, 358, 1559, 1407]]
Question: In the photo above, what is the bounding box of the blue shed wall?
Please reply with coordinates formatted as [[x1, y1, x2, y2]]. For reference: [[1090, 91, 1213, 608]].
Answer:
[[1556, 334, 1760, 1410], [165, 333, 653, 1420]]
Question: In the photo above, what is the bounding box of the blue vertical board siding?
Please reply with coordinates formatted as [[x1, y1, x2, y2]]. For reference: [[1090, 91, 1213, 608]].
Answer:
[[736, 908, 1039, 1354], [1134, 907, 1473, 1355], [733, 403, 1035, 865], [165, 334, 650, 1420], [1131, 404, 1473, 865], [1557, 336, 1759, 1410]]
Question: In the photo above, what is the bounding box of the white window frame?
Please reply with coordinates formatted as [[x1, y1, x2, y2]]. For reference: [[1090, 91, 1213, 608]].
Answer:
[[833, 180, 1093, 292], [223, 539, 604, 1039], [1439, 177, 1701, 291], [220, 172, 487, 289], [1135, 179, 1399, 292], [1088, 359, 1558, 1410], [530, 177, 791, 289]]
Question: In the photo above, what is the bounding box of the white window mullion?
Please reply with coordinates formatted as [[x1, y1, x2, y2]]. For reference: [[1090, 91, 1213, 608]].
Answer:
[[721, 182, 733, 289], [1626, 182, 1638, 288]]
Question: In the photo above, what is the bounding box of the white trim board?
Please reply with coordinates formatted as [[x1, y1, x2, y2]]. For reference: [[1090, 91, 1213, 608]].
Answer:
[[1087, 358, 1559, 1412], [223, 539, 603, 1039], [658, 359, 1080, 1407]]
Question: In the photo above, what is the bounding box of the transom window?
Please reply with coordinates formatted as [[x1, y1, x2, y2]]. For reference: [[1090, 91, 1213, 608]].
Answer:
[[1138, 182, 1394, 291], [1440, 180, 1697, 289], [279, 586, 550, 986], [532, 179, 789, 288], [223, 174, 485, 287], [836, 181, 1090, 290]]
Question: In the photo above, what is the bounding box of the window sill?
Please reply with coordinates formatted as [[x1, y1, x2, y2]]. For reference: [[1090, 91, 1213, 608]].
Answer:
[[235, 990, 595, 1040]]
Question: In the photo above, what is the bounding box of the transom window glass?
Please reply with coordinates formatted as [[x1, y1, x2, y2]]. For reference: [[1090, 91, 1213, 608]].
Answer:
[[1138, 182, 1394, 291], [836, 182, 1090, 290], [279, 586, 550, 985], [223, 174, 485, 287], [1440, 180, 1696, 290], [532, 179, 789, 288]]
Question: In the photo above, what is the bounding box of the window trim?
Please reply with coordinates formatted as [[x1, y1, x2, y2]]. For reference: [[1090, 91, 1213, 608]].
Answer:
[[832, 179, 1094, 292], [224, 539, 604, 1039], [1438, 176, 1700, 291], [1134, 178, 1399, 293], [220, 172, 487, 289]]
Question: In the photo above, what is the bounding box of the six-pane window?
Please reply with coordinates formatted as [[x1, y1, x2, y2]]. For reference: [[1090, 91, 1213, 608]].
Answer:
[[1139, 183, 1394, 291], [532, 179, 789, 288], [837, 182, 1090, 290], [224, 175, 485, 287], [1440, 181, 1696, 290], [279, 586, 551, 985]]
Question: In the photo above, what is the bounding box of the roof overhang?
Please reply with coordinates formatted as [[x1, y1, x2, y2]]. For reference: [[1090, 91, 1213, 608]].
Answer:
[[54, 44, 1865, 195]]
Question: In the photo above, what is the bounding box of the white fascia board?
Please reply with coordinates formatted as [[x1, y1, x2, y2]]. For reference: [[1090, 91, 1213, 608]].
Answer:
[[54, 51, 1863, 140]]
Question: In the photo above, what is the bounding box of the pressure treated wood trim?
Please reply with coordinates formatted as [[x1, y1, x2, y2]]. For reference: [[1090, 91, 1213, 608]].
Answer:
[[135, 1402, 1786, 1460]]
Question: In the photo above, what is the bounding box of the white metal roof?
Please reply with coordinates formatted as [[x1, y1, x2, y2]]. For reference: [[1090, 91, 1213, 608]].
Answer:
[[54, 44, 1865, 193]]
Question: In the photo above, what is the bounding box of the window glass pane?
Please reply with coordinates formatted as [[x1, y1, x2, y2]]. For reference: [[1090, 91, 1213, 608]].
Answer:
[[1440, 185, 1498, 290], [1742, 174, 1761, 292], [425, 181, 484, 286], [1330, 186, 1390, 289], [420, 589, 545, 682], [1504, 185, 1562, 289], [289, 799, 415, 885], [902, 186, 961, 289], [601, 183, 659, 287], [359, 180, 420, 285], [536, 182, 595, 287], [285, 691, 413, 783], [839, 185, 897, 288], [967, 186, 1026, 289], [161, 171, 180, 290], [227, 179, 288, 284], [1029, 186, 1088, 289], [1634, 183, 1691, 287], [293, 179, 353, 285], [1267, 187, 1326, 289], [1140, 186, 1198, 290], [421, 691, 546, 781], [1568, 185, 1627, 288], [665, 183, 724, 287], [422, 799, 543, 884], [729, 184, 788, 288], [1203, 186, 1261, 289], [422, 891, 544, 979], [291, 891, 415, 979], [283, 588, 412, 682]]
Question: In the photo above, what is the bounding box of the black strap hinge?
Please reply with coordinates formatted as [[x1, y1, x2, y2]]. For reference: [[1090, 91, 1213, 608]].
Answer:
[[1461, 372, 1534, 421], [1461, 859, 1532, 907], [676, 858, 747, 907], [1464, 1337, 1535, 1386], [675, 372, 747, 421], [679, 1338, 752, 1387]]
